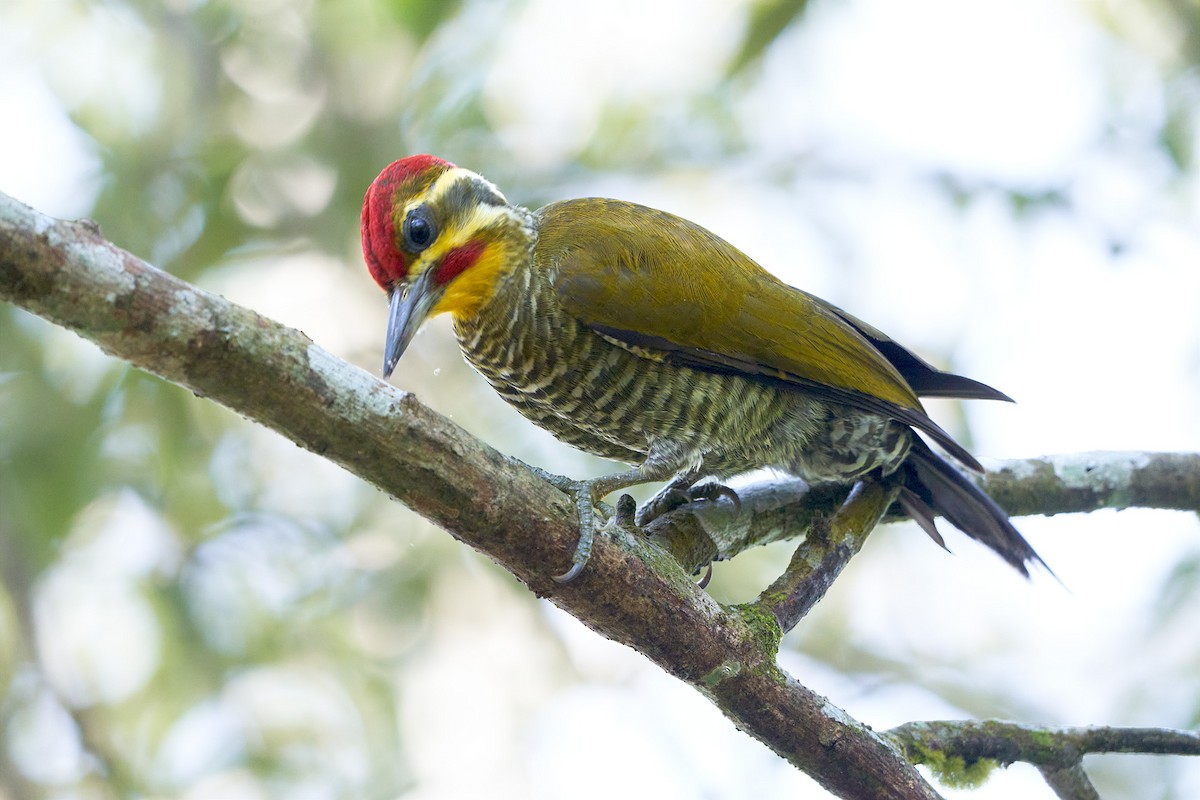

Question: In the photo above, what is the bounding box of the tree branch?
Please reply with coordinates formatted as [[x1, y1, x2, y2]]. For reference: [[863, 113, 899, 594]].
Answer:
[[642, 452, 1200, 573], [982, 452, 1200, 517], [756, 479, 899, 633], [0, 194, 941, 797], [888, 719, 1200, 797], [4, 191, 1198, 798]]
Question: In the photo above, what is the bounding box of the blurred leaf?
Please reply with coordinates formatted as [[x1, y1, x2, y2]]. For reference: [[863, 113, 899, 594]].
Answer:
[[728, 0, 809, 76], [1161, 75, 1198, 171], [1154, 547, 1200, 623], [384, 0, 463, 41]]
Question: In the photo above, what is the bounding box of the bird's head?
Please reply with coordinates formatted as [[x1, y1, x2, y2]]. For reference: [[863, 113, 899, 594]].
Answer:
[[361, 155, 532, 377]]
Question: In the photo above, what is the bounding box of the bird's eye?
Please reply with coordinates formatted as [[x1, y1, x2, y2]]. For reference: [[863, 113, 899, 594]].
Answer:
[[403, 206, 436, 252]]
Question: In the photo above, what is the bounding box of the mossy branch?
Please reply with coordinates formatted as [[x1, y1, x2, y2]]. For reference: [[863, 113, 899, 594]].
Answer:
[[4, 191, 1199, 799], [888, 720, 1200, 799], [0, 192, 939, 798]]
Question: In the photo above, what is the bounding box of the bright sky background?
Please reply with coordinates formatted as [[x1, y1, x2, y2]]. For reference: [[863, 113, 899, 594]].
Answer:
[[2, 0, 1199, 798]]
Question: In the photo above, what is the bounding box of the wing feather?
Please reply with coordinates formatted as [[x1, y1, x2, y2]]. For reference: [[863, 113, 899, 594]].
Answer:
[[809, 298, 1014, 402], [535, 199, 990, 470]]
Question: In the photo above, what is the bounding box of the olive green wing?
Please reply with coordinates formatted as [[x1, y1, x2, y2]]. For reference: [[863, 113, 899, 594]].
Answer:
[[537, 198, 985, 470]]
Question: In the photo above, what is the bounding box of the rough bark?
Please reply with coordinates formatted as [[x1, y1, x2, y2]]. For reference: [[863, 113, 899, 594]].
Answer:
[[3, 192, 1198, 799]]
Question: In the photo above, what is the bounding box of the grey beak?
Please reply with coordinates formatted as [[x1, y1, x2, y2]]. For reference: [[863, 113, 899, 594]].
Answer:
[[383, 270, 438, 378]]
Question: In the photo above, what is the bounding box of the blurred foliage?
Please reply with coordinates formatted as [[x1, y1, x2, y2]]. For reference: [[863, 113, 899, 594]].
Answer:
[[727, 0, 809, 76], [2, 0, 1200, 798]]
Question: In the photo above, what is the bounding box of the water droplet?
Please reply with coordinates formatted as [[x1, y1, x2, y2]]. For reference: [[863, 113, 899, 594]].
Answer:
[[432, 368, 441, 377]]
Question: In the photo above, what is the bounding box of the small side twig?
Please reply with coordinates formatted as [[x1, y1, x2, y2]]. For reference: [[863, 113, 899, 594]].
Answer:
[[755, 480, 898, 633], [1038, 762, 1099, 800]]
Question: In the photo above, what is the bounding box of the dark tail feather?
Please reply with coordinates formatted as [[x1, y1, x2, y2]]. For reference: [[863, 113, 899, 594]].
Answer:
[[814, 297, 1015, 402], [901, 438, 1051, 578], [897, 487, 947, 551]]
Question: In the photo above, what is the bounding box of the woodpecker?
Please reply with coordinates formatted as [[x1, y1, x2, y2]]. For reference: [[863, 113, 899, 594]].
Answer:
[[361, 155, 1045, 583]]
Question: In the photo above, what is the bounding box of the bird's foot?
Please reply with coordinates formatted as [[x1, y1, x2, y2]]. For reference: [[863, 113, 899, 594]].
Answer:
[[536, 464, 658, 583], [635, 478, 741, 527], [551, 478, 624, 584]]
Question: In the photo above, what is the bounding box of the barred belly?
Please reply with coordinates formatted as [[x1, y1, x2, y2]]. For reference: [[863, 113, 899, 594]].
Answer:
[[455, 303, 910, 486]]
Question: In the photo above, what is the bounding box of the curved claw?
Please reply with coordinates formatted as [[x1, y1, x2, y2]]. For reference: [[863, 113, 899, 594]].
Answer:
[[553, 559, 588, 584], [692, 481, 742, 514], [554, 480, 600, 584], [634, 484, 693, 527], [637, 479, 743, 527]]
